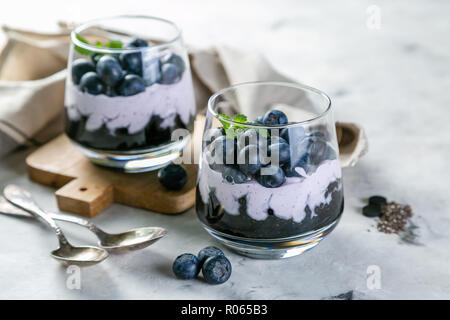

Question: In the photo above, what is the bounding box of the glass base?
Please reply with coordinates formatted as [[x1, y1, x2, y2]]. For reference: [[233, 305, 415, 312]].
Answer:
[[71, 137, 190, 173], [202, 218, 340, 259]]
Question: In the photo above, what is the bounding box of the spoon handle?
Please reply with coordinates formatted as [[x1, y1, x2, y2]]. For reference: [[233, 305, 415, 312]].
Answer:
[[3, 185, 70, 247], [49, 212, 107, 237]]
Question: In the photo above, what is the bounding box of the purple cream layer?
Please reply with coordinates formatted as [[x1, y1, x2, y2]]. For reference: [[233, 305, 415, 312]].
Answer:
[[65, 72, 195, 134], [198, 156, 342, 223]]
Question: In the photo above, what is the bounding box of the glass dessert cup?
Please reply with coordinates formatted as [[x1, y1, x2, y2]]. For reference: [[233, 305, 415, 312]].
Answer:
[[65, 16, 196, 172], [196, 82, 344, 259]]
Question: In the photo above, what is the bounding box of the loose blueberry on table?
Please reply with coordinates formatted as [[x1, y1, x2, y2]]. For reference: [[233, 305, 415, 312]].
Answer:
[[172, 246, 231, 285], [172, 253, 200, 280], [196, 109, 344, 239]]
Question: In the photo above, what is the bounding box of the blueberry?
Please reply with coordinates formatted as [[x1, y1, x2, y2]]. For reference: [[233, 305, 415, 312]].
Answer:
[[280, 126, 306, 144], [307, 137, 335, 165], [283, 153, 309, 177], [263, 110, 288, 126], [198, 246, 224, 266], [172, 253, 200, 280], [161, 52, 185, 75], [158, 164, 188, 190], [237, 129, 267, 151], [96, 55, 123, 87], [267, 135, 288, 146], [256, 166, 286, 188], [119, 52, 143, 76], [255, 116, 264, 124], [126, 38, 148, 48], [222, 166, 247, 184], [204, 127, 224, 147], [79, 72, 104, 95], [211, 136, 236, 165], [118, 74, 146, 96], [202, 255, 232, 285], [160, 63, 179, 84], [71, 59, 96, 85], [238, 145, 262, 175], [268, 142, 291, 165], [141, 55, 161, 86], [104, 86, 118, 97]]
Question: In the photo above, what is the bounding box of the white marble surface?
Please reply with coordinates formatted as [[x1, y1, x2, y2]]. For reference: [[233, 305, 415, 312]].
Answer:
[[1, 0, 450, 299]]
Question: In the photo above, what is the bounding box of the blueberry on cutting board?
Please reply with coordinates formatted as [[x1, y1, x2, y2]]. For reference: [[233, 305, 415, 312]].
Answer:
[[158, 164, 188, 190]]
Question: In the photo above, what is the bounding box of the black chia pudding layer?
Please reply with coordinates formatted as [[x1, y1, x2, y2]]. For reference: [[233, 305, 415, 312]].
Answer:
[[196, 181, 344, 239], [65, 113, 194, 151]]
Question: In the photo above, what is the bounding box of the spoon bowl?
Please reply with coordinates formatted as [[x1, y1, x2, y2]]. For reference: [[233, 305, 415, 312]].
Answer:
[[99, 227, 167, 253], [51, 245, 110, 267]]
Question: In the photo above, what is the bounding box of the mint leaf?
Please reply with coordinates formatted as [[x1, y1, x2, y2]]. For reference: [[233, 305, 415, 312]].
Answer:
[[106, 40, 123, 49], [218, 114, 231, 130], [74, 34, 92, 55], [233, 114, 247, 123]]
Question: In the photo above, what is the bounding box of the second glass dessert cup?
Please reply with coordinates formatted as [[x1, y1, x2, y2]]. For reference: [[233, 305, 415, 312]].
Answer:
[[64, 16, 195, 172], [196, 82, 344, 259]]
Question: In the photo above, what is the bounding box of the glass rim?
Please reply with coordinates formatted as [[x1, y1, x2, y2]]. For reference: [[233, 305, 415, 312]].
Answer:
[[207, 81, 332, 129], [71, 15, 182, 54]]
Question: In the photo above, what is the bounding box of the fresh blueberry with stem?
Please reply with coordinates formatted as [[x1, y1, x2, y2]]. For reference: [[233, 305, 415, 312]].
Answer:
[[160, 63, 179, 84], [238, 145, 263, 175], [126, 38, 148, 48], [222, 166, 247, 184], [96, 55, 124, 87], [79, 72, 104, 95], [256, 165, 286, 188], [202, 255, 232, 285], [172, 253, 200, 280], [263, 110, 288, 126], [158, 164, 188, 190], [118, 74, 146, 96], [198, 246, 224, 266], [71, 59, 96, 85]]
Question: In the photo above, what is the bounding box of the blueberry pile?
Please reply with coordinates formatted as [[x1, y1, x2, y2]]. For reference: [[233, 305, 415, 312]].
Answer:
[[158, 164, 187, 191], [205, 110, 336, 188], [172, 246, 232, 285], [71, 38, 185, 97]]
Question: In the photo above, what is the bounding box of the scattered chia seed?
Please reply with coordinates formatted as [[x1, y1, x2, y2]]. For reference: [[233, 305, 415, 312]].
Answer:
[[377, 202, 413, 234]]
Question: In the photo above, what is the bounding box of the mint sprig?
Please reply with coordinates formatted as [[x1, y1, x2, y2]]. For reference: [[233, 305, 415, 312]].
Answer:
[[74, 34, 123, 56], [217, 114, 269, 139]]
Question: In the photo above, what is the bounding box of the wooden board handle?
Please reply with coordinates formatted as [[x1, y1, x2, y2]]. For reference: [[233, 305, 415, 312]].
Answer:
[[55, 177, 114, 218]]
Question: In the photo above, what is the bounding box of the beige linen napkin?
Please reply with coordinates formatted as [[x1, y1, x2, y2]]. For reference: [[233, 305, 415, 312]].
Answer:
[[0, 24, 367, 166]]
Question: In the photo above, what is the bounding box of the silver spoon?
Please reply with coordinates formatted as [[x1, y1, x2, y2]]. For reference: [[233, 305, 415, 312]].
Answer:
[[0, 195, 166, 253], [3, 184, 109, 266]]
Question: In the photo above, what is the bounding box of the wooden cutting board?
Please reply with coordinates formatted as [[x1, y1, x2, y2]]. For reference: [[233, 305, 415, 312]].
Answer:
[[26, 117, 204, 218]]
